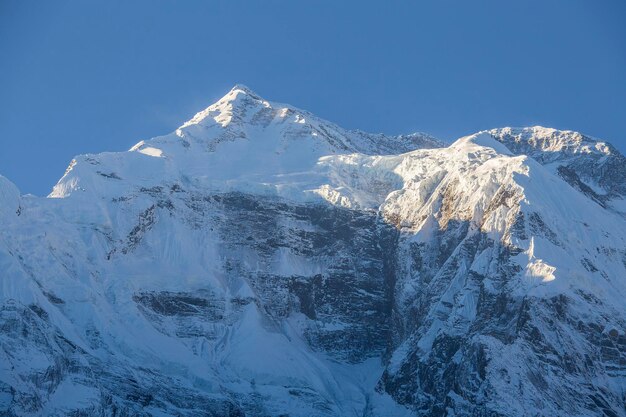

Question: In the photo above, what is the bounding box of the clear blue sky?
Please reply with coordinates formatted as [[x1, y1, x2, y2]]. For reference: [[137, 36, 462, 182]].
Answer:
[[1, 0, 625, 196]]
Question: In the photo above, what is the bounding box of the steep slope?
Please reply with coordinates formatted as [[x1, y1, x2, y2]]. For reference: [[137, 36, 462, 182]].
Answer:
[[376, 134, 626, 416], [487, 126, 626, 215], [49, 85, 442, 202], [0, 87, 624, 417], [1, 86, 439, 417]]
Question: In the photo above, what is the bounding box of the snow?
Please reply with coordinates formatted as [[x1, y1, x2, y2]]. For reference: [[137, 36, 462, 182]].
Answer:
[[136, 145, 164, 158], [1, 85, 625, 416], [521, 237, 557, 282], [487, 126, 609, 156], [0, 175, 20, 220]]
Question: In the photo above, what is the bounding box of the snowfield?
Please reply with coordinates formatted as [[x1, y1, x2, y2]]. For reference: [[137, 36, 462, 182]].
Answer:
[[1, 86, 625, 416]]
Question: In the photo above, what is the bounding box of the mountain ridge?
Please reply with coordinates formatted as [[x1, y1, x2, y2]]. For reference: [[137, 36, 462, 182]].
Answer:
[[0, 86, 624, 417]]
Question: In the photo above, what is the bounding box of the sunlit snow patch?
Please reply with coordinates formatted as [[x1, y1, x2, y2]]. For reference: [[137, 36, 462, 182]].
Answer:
[[137, 147, 163, 157], [522, 237, 557, 282], [130, 141, 163, 157]]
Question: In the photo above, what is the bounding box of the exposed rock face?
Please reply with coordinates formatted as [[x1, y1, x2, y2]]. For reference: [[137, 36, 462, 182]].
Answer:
[[1, 87, 625, 416]]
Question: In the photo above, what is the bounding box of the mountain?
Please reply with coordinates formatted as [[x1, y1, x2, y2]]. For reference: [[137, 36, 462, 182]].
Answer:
[[1, 86, 624, 417], [487, 126, 626, 215]]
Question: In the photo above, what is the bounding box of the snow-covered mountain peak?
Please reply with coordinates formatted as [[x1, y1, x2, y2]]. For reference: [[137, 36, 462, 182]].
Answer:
[[485, 126, 626, 212], [487, 126, 613, 158], [180, 84, 269, 129], [3, 89, 626, 416], [228, 83, 260, 97], [51, 87, 445, 199], [170, 85, 444, 155]]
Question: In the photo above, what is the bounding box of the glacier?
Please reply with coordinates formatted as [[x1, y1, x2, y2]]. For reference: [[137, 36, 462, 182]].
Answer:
[[0, 85, 625, 416]]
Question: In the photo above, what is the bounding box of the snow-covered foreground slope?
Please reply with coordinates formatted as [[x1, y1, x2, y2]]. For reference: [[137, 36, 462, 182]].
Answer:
[[1, 86, 625, 417]]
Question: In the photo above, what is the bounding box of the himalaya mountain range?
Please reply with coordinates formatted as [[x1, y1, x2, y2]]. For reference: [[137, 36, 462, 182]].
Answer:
[[1, 85, 625, 416]]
